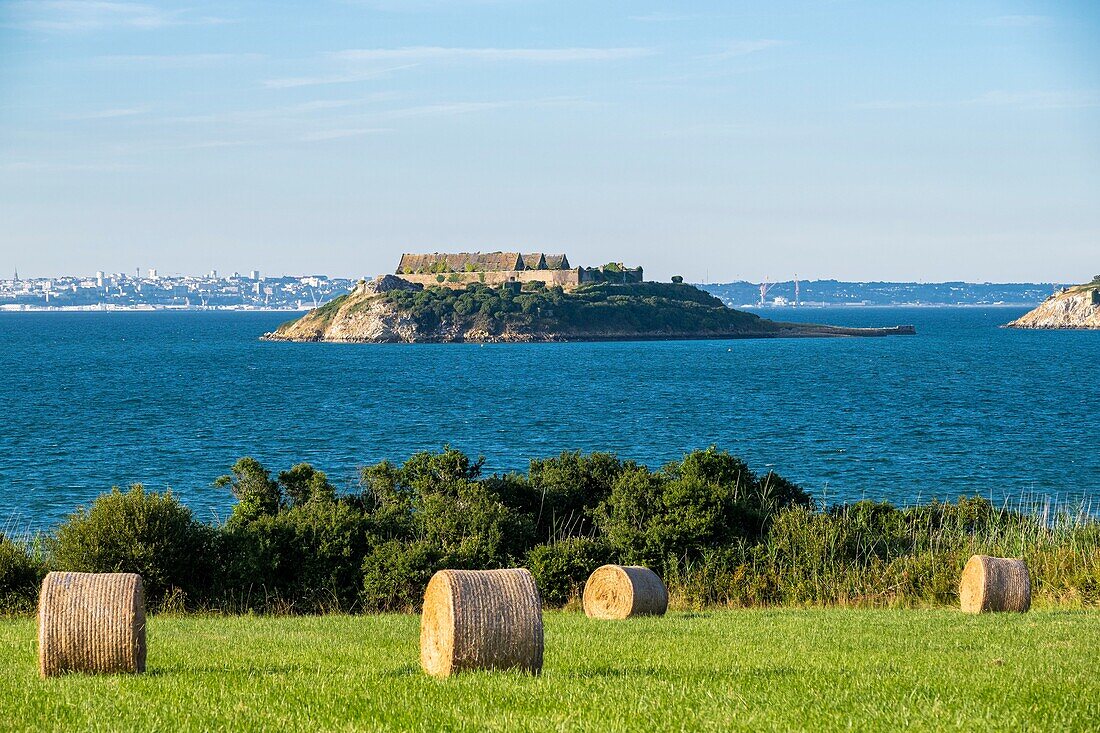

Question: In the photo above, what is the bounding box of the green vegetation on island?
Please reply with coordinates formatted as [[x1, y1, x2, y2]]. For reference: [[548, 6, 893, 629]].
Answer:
[[266, 279, 915, 342], [381, 281, 767, 337], [2, 447, 1097, 615]]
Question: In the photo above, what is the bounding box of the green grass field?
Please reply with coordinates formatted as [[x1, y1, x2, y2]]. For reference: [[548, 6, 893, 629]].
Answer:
[[2, 610, 1098, 731]]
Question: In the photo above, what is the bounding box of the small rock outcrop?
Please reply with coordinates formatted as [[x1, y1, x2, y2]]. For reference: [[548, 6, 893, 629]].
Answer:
[[1007, 279, 1100, 330], [359, 274, 423, 295]]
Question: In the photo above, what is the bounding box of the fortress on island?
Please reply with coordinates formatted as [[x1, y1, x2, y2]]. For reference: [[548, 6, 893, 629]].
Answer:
[[394, 252, 643, 291]]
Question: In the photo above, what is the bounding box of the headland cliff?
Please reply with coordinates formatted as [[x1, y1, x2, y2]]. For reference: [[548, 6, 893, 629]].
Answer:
[[1007, 278, 1100, 330]]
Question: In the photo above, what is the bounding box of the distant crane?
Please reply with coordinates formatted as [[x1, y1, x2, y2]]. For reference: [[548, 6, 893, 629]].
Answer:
[[758, 278, 774, 307]]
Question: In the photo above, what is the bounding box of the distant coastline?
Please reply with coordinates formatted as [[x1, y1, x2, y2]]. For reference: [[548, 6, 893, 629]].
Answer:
[[0, 304, 308, 313], [741, 302, 1039, 309], [0, 274, 1063, 312], [0, 302, 1037, 313]]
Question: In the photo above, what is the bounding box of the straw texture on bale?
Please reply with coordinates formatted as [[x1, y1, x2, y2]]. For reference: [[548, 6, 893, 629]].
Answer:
[[959, 555, 1031, 613], [583, 564, 668, 620], [420, 568, 543, 677], [38, 571, 146, 678]]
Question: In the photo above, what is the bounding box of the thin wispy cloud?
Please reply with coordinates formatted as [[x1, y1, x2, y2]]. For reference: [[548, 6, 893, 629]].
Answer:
[[158, 97, 397, 125], [96, 92, 558, 152], [853, 99, 936, 111], [658, 122, 750, 138], [856, 90, 1100, 111], [629, 12, 699, 22], [5, 1, 232, 32], [702, 40, 787, 60], [345, 0, 531, 11], [344, 96, 588, 121], [62, 106, 148, 120], [172, 139, 260, 150], [0, 160, 139, 172], [263, 64, 419, 89], [130, 130, 392, 152], [981, 15, 1051, 28], [298, 128, 392, 142], [163, 129, 392, 149], [153, 94, 582, 135], [970, 90, 1100, 110], [91, 53, 265, 68], [264, 47, 654, 90], [372, 100, 517, 119], [331, 46, 655, 62]]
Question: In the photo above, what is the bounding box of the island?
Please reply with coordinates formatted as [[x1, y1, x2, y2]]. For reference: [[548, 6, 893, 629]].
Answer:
[[1006, 277, 1100, 330], [263, 252, 916, 343]]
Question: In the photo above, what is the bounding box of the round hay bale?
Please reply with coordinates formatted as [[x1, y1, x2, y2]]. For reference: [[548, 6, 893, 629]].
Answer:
[[38, 571, 146, 678], [583, 565, 668, 620], [959, 555, 1031, 613], [420, 568, 543, 678]]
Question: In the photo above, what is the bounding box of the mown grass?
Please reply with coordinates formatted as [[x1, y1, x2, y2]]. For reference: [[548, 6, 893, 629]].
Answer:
[[2, 609, 1098, 731]]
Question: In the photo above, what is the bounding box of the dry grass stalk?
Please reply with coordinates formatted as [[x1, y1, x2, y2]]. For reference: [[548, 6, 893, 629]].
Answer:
[[419, 568, 543, 677], [959, 555, 1031, 613], [583, 564, 668, 620], [38, 572, 147, 678]]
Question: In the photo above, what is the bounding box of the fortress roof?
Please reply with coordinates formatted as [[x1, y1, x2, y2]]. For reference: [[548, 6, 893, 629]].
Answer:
[[522, 253, 547, 270], [398, 252, 573, 274], [397, 252, 526, 274]]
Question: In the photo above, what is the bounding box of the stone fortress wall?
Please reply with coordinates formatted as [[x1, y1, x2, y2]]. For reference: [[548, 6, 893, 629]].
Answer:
[[394, 252, 642, 291]]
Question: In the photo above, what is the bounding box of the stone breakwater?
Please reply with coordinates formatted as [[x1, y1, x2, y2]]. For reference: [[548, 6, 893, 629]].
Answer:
[[1007, 283, 1100, 330]]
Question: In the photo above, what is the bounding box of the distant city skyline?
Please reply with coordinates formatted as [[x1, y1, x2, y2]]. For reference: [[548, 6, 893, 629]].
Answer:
[[0, 268, 1070, 312], [0, 267, 1074, 287], [1, 1, 1098, 283]]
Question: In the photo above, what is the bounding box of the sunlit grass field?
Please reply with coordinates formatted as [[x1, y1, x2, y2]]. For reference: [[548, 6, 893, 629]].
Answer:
[[2, 610, 1098, 731]]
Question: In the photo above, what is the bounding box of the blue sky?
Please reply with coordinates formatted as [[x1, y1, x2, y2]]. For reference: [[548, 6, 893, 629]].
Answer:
[[1, 1, 1097, 282]]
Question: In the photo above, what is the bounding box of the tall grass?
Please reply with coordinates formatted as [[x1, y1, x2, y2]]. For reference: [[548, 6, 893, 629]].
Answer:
[[664, 497, 1100, 609]]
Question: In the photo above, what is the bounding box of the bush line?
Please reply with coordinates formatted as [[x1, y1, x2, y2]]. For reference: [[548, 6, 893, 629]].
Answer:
[[2, 447, 1098, 614]]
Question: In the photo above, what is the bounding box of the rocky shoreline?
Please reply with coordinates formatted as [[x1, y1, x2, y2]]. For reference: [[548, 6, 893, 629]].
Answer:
[[1006, 279, 1100, 330]]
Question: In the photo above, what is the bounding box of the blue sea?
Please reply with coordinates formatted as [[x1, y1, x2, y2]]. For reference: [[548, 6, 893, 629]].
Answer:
[[1, 307, 1096, 530]]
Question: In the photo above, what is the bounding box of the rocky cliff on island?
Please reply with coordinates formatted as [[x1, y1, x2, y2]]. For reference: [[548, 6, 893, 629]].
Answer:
[[263, 275, 915, 343], [1007, 278, 1100, 330]]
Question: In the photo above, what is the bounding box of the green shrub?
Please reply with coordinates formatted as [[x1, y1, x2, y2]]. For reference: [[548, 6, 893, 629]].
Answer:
[[360, 540, 438, 612], [279, 498, 372, 610], [596, 448, 809, 567], [216, 457, 282, 525], [216, 514, 294, 611], [0, 535, 43, 614], [278, 463, 336, 507], [526, 537, 615, 606], [50, 485, 215, 609], [527, 451, 625, 539], [211, 460, 369, 612], [359, 448, 531, 564], [380, 281, 765, 337]]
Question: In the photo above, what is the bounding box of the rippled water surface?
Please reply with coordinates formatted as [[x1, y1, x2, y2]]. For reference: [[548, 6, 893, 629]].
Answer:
[[2, 307, 1096, 529]]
